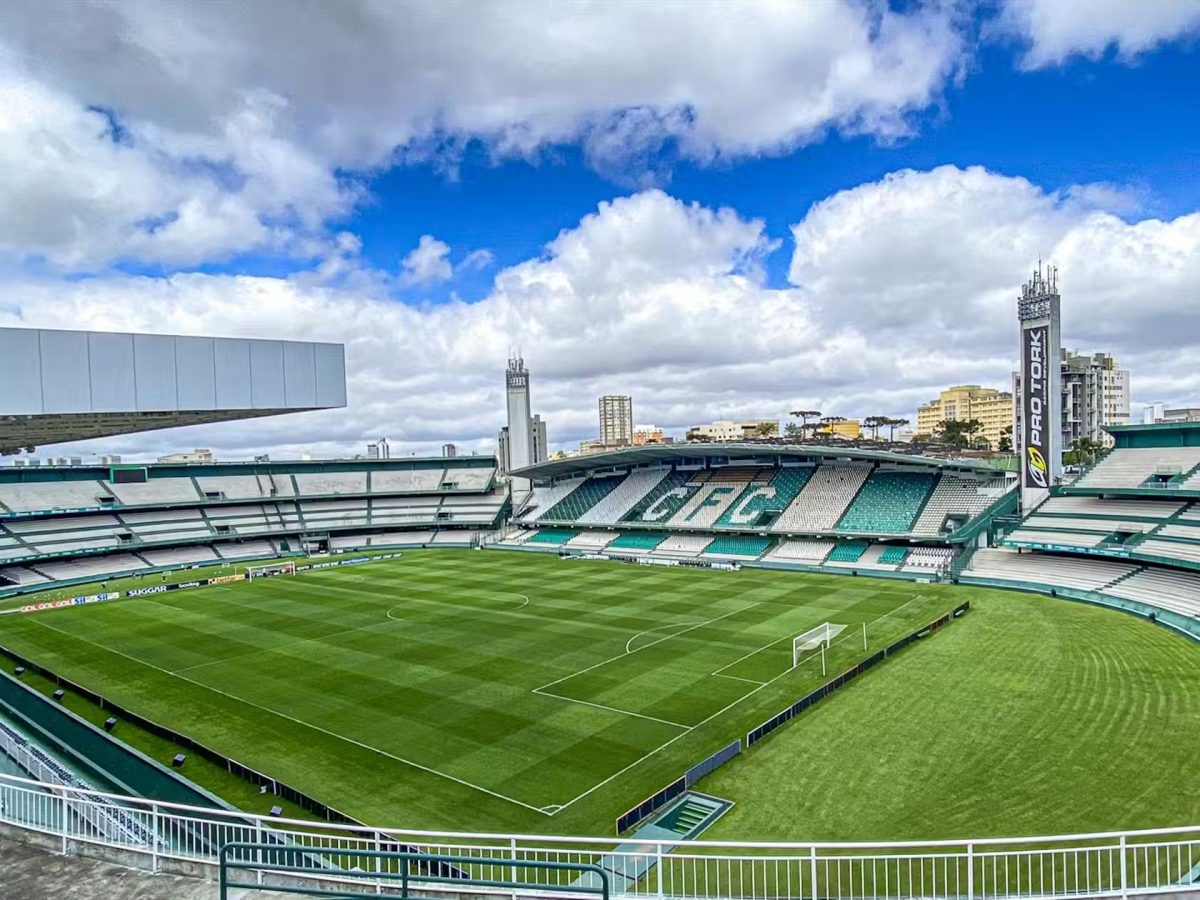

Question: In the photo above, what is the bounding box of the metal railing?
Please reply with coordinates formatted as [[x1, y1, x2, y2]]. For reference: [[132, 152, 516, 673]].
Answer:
[[1, 773, 1198, 899]]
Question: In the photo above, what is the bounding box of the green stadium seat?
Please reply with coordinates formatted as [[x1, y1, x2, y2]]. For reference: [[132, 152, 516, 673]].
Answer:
[[526, 529, 577, 545], [540, 476, 624, 522], [703, 536, 772, 557], [836, 471, 938, 533], [827, 541, 868, 562], [878, 545, 909, 565], [607, 532, 668, 550], [715, 467, 813, 528]]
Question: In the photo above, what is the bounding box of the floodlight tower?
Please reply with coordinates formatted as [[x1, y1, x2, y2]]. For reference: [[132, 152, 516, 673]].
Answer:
[[1016, 264, 1062, 512]]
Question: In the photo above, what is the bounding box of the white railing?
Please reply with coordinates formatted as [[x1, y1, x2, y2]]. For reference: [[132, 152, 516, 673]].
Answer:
[[1, 772, 1198, 899]]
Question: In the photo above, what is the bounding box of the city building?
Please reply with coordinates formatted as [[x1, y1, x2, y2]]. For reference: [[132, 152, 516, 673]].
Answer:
[[814, 419, 862, 440], [1013, 348, 1131, 453], [685, 419, 779, 442], [156, 448, 215, 464], [497, 357, 547, 480], [1143, 404, 1200, 424], [367, 438, 390, 460], [916, 386, 1014, 449], [598, 395, 634, 447], [46, 456, 83, 467], [442, 443, 457, 458], [98, 455, 122, 465], [497, 426, 510, 475], [531, 414, 548, 464], [632, 425, 668, 445]]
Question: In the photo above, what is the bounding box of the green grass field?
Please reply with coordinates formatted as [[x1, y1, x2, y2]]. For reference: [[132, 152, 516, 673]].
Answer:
[[0, 549, 1196, 839]]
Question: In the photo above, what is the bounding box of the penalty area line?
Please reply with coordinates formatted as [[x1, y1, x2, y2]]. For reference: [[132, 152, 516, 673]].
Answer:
[[531, 688, 691, 729], [26, 616, 551, 817]]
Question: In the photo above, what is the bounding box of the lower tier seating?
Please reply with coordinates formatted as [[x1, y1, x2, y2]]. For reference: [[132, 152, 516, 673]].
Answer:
[[607, 532, 668, 551], [703, 536, 771, 558], [965, 549, 1136, 591]]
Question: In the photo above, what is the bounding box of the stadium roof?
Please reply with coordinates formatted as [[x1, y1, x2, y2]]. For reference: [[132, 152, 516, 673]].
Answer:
[[0, 327, 346, 453], [512, 442, 1004, 480]]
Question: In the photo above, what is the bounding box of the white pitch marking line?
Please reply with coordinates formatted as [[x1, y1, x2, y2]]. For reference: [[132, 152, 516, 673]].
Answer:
[[625, 620, 708, 655], [531, 689, 691, 729], [549, 598, 927, 815], [533, 603, 760, 694], [27, 616, 551, 817], [711, 672, 766, 686]]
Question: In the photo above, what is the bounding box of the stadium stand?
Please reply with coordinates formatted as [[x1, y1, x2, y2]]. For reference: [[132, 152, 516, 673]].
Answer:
[[764, 539, 834, 564], [541, 475, 624, 521], [621, 470, 696, 523], [565, 531, 620, 551], [358, 531, 435, 547], [964, 548, 1137, 591], [716, 466, 813, 528], [370, 469, 446, 493], [902, 546, 956, 572], [1135, 539, 1200, 565], [0, 480, 112, 513], [1005, 529, 1105, 548], [440, 468, 495, 491], [773, 464, 871, 533], [214, 540, 278, 560], [826, 541, 868, 564], [1076, 447, 1200, 489], [878, 545, 910, 565], [653, 534, 714, 558], [429, 531, 479, 545], [292, 472, 369, 496], [1037, 496, 1186, 519], [104, 477, 201, 506], [523, 480, 586, 522], [836, 470, 937, 533], [195, 475, 268, 500], [140, 546, 220, 566], [703, 535, 771, 558], [1105, 568, 1200, 617], [526, 529, 577, 545], [1019, 515, 1155, 534], [606, 532, 668, 551], [911, 476, 1009, 536], [577, 469, 669, 524]]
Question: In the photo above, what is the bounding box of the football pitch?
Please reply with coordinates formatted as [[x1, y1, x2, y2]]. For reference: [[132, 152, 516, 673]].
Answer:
[[0, 550, 961, 831]]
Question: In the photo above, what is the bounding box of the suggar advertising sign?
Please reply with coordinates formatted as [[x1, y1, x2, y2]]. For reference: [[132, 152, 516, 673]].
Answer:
[[1022, 322, 1051, 490]]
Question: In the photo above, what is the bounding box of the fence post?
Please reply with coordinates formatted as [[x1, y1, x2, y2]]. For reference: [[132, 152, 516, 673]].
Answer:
[[151, 803, 160, 873], [1119, 833, 1128, 900], [376, 831, 383, 895], [967, 842, 974, 900], [255, 820, 264, 886], [57, 786, 68, 856], [656, 841, 665, 900], [511, 836, 519, 900], [810, 845, 818, 900]]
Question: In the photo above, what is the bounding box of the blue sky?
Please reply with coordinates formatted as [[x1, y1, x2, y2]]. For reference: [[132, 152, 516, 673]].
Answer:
[[2, 1, 1200, 458]]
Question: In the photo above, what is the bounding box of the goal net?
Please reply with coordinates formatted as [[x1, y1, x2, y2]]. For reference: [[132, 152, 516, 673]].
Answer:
[[792, 622, 847, 668], [247, 562, 296, 580]]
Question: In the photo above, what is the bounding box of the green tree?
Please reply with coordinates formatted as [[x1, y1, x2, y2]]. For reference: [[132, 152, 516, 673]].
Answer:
[[998, 424, 1014, 453], [863, 416, 883, 440], [789, 409, 821, 435], [886, 417, 910, 442], [1071, 436, 1104, 466], [784, 422, 803, 440], [754, 421, 779, 438]]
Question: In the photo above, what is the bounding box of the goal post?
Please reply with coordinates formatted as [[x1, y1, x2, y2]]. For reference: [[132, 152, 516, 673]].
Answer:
[[792, 622, 848, 672], [247, 562, 296, 580]]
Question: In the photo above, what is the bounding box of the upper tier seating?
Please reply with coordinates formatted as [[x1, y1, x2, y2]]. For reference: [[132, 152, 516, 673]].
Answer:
[[292, 472, 368, 496], [141, 546, 219, 566], [1020, 515, 1155, 534], [298, 500, 370, 529], [621, 470, 698, 524], [606, 532, 668, 551], [667, 475, 754, 529], [836, 471, 937, 533], [716, 467, 813, 528], [703, 535, 771, 558], [1105, 568, 1200, 618], [440, 468, 495, 491], [577, 469, 670, 524], [267, 474, 297, 497], [541, 476, 624, 521], [0, 481, 112, 513], [774, 464, 871, 533], [764, 539, 834, 564], [1006, 529, 1104, 548], [0, 532, 30, 562], [370, 469, 446, 493], [965, 548, 1136, 591], [195, 476, 268, 500], [104, 478, 200, 506], [370, 496, 442, 526], [204, 505, 274, 535], [524, 480, 587, 522], [1077, 448, 1200, 489], [911, 476, 1009, 536], [214, 540, 276, 559], [1135, 539, 1200, 565], [1037, 496, 1186, 519]]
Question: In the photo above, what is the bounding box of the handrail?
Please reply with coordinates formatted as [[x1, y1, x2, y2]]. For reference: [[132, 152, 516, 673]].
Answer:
[[218, 844, 610, 900]]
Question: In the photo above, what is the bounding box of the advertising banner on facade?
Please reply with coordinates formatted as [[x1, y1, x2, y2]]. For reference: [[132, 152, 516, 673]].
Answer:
[[1021, 322, 1051, 490]]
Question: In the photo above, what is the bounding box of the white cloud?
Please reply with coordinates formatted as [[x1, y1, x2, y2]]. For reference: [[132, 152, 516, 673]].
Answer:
[[1001, 0, 1200, 67], [4, 172, 1200, 461], [400, 235, 453, 285], [458, 249, 496, 273], [0, 0, 964, 269]]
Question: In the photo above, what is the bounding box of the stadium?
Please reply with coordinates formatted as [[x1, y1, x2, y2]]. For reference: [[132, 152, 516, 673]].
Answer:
[[0, 320, 1197, 899]]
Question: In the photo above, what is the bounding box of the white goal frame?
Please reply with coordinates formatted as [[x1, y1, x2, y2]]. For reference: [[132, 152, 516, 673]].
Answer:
[[792, 622, 834, 669], [247, 562, 297, 580]]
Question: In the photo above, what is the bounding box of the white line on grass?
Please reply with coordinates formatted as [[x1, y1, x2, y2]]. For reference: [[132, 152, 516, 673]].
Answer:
[[26, 616, 551, 817], [548, 597, 924, 816], [532, 603, 759, 694], [711, 672, 766, 686], [625, 620, 708, 654], [531, 689, 690, 729]]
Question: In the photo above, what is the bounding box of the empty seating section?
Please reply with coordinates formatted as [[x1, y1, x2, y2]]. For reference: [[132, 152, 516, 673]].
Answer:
[[1038, 496, 1186, 519], [526, 529, 577, 545], [204, 505, 273, 534], [766, 539, 834, 563], [902, 547, 955, 571], [0, 533, 29, 561], [965, 548, 1136, 591], [117, 509, 212, 544], [1157, 523, 1200, 541], [1006, 529, 1104, 548], [577, 469, 669, 524], [1077, 447, 1200, 489], [878, 546, 910, 565], [565, 531, 619, 550], [104, 478, 200, 506], [35, 553, 147, 582], [370, 469, 445, 493], [440, 468, 494, 491], [437, 493, 505, 525], [299, 500, 371, 529], [1105, 569, 1200, 617], [1020, 515, 1153, 534], [827, 541, 868, 563], [716, 467, 812, 528], [621, 470, 694, 523], [292, 472, 368, 496], [0, 567, 50, 586], [430, 531, 478, 545], [525, 480, 587, 522], [1136, 539, 1200, 565], [703, 535, 771, 557], [774, 465, 871, 533], [196, 476, 267, 500], [362, 531, 435, 546], [141, 546, 219, 566], [911, 476, 1008, 536], [0, 481, 111, 513], [540, 476, 624, 521], [653, 534, 714, 556], [607, 532, 668, 551], [837, 471, 937, 534], [268, 474, 297, 497], [214, 540, 276, 559], [371, 497, 442, 526]]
